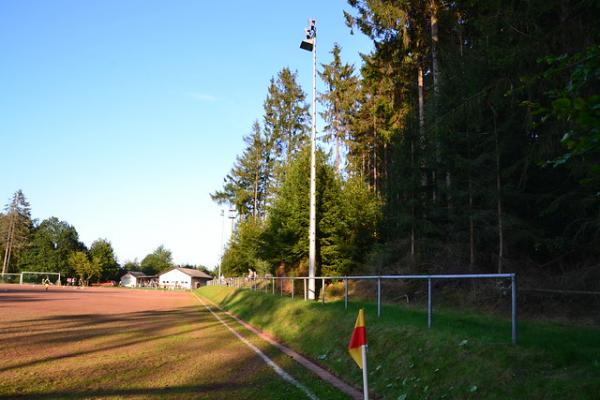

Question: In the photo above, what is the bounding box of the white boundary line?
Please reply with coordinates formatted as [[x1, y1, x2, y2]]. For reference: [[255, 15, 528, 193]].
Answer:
[[198, 293, 363, 399], [192, 293, 318, 400]]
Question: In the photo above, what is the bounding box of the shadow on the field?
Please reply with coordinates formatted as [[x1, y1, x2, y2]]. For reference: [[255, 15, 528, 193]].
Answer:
[[0, 306, 232, 374], [0, 383, 245, 399], [0, 306, 218, 336], [0, 296, 315, 400], [0, 295, 70, 303]]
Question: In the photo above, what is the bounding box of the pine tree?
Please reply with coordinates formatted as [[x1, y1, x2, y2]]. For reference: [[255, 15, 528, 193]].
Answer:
[[1, 190, 32, 274], [211, 121, 270, 219], [319, 43, 360, 174], [263, 68, 310, 164]]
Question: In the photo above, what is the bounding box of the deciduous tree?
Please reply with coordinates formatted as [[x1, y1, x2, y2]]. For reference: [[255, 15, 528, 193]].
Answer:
[[69, 251, 101, 286], [141, 245, 173, 275], [17, 217, 85, 276], [90, 239, 120, 281]]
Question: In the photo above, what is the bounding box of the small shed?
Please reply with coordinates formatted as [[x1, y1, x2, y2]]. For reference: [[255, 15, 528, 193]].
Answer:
[[159, 267, 213, 289], [120, 271, 147, 288]]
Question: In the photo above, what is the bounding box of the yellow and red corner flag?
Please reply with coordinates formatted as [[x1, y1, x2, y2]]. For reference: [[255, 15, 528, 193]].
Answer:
[[348, 308, 367, 369]]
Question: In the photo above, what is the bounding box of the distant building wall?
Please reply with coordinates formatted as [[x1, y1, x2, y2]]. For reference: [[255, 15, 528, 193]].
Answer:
[[120, 274, 138, 288], [159, 269, 192, 289]]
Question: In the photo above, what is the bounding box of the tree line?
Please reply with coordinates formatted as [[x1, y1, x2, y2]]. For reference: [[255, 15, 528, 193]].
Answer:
[[0, 190, 209, 284], [213, 0, 600, 289]]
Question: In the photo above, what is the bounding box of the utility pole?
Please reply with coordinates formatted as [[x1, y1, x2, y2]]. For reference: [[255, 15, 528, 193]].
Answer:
[[300, 18, 317, 300]]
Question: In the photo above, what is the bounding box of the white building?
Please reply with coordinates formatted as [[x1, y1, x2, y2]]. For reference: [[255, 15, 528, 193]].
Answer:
[[120, 271, 147, 288], [158, 267, 213, 289]]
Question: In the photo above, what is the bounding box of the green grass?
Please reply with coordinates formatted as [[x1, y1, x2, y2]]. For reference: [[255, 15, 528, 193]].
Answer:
[[197, 286, 600, 400]]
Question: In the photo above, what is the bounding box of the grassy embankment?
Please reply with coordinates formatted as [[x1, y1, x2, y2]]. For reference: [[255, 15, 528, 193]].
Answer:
[[197, 286, 600, 400]]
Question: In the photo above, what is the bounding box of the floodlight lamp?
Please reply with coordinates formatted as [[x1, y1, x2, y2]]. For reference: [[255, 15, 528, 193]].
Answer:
[[300, 38, 314, 52]]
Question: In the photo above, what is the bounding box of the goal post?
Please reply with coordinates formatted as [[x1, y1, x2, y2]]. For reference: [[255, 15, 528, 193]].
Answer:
[[0, 273, 21, 284], [20, 271, 61, 286]]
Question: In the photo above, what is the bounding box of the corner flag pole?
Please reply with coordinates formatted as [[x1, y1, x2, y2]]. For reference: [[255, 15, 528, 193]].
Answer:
[[361, 343, 369, 399]]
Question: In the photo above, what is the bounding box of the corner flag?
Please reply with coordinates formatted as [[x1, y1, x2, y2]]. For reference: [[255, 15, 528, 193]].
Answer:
[[348, 308, 369, 399], [348, 308, 367, 368]]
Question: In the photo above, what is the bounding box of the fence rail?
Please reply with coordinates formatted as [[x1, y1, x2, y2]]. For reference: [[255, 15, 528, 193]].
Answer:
[[209, 273, 518, 344]]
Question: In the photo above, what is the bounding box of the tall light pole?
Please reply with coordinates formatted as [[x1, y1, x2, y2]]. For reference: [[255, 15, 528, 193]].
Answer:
[[300, 18, 317, 300], [228, 208, 236, 236], [219, 209, 225, 281]]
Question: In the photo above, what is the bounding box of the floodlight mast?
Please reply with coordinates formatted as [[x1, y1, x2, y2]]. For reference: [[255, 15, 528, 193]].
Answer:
[[300, 18, 317, 300], [219, 209, 225, 281]]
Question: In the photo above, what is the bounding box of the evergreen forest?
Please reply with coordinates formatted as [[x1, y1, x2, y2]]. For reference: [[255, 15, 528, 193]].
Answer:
[[212, 0, 600, 300]]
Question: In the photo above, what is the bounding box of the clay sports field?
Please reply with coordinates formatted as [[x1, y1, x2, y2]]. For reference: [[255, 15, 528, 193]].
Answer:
[[0, 285, 350, 399]]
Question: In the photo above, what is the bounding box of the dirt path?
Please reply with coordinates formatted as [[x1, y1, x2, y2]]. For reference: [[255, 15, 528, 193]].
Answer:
[[0, 285, 348, 399]]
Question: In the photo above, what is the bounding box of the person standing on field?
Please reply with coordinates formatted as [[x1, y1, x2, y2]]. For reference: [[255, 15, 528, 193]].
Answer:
[[42, 276, 50, 291]]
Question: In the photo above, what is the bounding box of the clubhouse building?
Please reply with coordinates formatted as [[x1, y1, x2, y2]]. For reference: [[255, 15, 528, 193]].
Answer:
[[158, 267, 213, 289]]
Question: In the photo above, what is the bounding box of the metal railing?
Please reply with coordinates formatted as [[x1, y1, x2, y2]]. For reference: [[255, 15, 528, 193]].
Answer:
[[210, 273, 518, 344]]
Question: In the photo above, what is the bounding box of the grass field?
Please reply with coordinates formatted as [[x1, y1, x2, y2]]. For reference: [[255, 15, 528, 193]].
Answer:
[[0, 285, 351, 399], [197, 285, 600, 400]]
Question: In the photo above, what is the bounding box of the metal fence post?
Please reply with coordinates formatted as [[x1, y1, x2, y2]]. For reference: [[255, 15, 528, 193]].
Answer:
[[427, 278, 432, 329], [304, 278, 307, 301], [377, 278, 381, 317], [344, 278, 348, 310], [281, 278, 283, 296], [512, 274, 518, 345], [223, 273, 516, 342], [19, 273, 23, 285]]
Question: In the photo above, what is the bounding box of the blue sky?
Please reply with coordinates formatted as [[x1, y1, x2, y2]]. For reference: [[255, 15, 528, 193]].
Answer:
[[0, 0, 373, 268]]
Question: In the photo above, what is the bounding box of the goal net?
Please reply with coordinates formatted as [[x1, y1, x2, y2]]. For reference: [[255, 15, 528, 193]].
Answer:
[[20, 271, 61, 285], [0, 273, 21, 284]]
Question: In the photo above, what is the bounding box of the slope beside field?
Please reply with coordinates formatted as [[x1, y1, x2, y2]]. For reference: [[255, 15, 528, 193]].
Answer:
[[197, 285, 600, 400]]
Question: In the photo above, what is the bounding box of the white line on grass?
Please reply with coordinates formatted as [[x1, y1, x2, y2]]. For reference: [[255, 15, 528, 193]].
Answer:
[[192, 293, 318, 400]]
